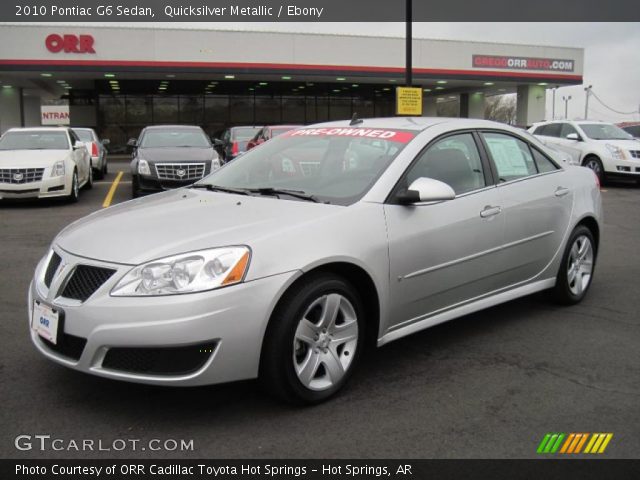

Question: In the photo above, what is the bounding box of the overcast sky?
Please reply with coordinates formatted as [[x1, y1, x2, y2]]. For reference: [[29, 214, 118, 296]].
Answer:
[[168, 22, 640, 123]]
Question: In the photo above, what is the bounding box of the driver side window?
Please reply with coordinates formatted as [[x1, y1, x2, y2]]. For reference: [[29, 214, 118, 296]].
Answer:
[[405, 133, 486, 195]]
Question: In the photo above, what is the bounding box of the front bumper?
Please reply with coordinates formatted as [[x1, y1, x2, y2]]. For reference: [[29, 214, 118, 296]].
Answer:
[[28, 247, 298, 386], [136, 175, 201, 193], [0, 176, 68, 200], [603, 157, 640, 176]]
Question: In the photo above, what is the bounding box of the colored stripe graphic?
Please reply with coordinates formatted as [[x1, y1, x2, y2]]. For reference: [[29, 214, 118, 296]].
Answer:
[[539, 433, 613, 454]]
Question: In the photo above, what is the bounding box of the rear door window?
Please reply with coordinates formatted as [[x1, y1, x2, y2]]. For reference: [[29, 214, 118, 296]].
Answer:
[[481, 132, 538, 182]]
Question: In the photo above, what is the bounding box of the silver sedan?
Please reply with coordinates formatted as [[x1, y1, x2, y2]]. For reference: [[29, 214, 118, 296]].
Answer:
[[28, 117, 602, 404]]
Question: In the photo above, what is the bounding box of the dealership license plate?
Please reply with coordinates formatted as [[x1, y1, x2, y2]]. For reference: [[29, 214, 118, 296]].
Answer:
[[31, 301, 59, 344]]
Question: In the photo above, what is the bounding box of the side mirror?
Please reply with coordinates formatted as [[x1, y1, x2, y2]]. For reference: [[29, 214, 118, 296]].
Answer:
[[397, 177, 456, 204], [566, 133, 581, 141], [102, 139, 110, 146], [127, 138, 138, 147]]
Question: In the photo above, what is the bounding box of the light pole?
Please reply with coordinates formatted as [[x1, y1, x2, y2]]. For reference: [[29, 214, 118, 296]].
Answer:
[[405, 0, 412, 87], [562, 95, 572, 119], [584, 85, 593, 120], [552, 87, 557, 119]]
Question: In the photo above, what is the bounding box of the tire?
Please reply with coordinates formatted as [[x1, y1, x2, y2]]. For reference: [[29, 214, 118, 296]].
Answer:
[[260, 273, 364, 405], [552, 225, 597, 305], [103, 161, 108, 176], [67, 170, 79, 203], [94, 167, 104, 180], [132, 176, 140, 198], [583, 156, 605, 185], [84, 166, 93, 190]]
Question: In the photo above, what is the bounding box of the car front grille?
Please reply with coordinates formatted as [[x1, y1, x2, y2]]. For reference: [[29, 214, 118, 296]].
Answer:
[[44, 252, 62, 288], [629, 150, 640, 159], [0, 168, 45, 184], [40, 333, 87, 361], [61, 265, 116, 302], [102, 342, 217, 376], [155, 163, 205, 181]]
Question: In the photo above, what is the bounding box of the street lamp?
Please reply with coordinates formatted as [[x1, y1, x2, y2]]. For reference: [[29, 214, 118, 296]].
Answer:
[[562, 95, 572, 119]]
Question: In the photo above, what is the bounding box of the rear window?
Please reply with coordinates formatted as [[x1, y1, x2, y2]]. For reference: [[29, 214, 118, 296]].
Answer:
[[232, 127, 261, 141], [73, 130, 94, 142]]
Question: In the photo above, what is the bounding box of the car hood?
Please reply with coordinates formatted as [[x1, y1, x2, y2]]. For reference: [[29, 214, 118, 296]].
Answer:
[[55, 188, 341, 265], [137, 147, 214, 163], [0, 149, 69, 168], [593, 139, 640, 149]]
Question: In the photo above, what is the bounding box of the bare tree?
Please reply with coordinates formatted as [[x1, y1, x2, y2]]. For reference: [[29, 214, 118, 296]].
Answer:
[[485, 94, 517, 125]]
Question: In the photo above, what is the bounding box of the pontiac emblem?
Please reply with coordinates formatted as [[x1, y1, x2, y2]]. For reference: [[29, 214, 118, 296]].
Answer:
[[13, 172, 24, 182]]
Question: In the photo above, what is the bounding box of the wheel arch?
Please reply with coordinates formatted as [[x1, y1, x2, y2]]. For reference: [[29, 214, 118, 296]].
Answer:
[[575, 215, 600, 251], [262, 261, 382, 354]]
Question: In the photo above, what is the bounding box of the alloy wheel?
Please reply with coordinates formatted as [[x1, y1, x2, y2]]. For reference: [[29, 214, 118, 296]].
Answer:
[[293, 293, 359, 391], [566, 234, 594, 296]]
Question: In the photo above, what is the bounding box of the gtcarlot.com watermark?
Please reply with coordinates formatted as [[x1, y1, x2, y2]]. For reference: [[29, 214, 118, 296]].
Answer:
[[15, 434, 194, 452]]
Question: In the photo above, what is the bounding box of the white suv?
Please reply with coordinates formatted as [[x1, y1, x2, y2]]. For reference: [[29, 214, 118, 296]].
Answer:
[[529, 120, 640, 184]]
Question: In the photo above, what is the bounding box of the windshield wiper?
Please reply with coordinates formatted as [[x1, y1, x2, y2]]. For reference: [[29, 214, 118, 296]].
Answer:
[[188, 184, 250, 195], [248, 187, 319, 203]]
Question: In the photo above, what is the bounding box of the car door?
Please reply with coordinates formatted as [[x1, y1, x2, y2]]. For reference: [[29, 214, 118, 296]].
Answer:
[[554, 123, 584, 163], [384, 132, 506, 328], [480, 131, 574, 286]]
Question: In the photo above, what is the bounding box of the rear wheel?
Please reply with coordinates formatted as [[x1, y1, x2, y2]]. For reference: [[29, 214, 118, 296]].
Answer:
[[132, 176, 140, 198], [103, 160, 108, 177], [260, 273, 364, 404], [552, 225, 596, 304], [583, 156, 605, 185]]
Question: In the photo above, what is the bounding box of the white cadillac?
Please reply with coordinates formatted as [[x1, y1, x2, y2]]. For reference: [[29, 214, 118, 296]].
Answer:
[[0, 127, 92, 202]]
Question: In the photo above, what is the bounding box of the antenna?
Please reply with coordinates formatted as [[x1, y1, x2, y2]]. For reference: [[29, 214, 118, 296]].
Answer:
[[350, 113, 363, 126]]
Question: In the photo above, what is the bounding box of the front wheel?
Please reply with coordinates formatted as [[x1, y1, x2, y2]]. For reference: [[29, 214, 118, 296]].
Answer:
[[132, 176, 140, 198], [260, 274, 364, 404], [84, 166, 93, 189], [552, 225, 597, 304], [66, 170, 79, 203], [583, 156, 605, 185]]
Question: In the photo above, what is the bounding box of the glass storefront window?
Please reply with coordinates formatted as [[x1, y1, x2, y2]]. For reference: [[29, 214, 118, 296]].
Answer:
[[282, 96, 306, 123], [179, 96, 204, 124], [125, 96, 152, 125], [153, 96, 179, 123], [254, 95, 281, 124], [230, 96, 253, 124]]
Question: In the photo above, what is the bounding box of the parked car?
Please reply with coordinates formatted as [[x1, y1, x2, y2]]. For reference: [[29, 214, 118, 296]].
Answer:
[[621, 123, 640, 139], [528, 120, 640, 183], [29, 118, 601, 404], [129, 125, 221, 197], [0, 127, 92, 202], [214, 126, 261, 162], [246, 125, 303, 151], [72, 128, 110, 180]]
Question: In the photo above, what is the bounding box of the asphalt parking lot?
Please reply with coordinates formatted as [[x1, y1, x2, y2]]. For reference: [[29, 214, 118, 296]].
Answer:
[[1, 158, 639, 459]]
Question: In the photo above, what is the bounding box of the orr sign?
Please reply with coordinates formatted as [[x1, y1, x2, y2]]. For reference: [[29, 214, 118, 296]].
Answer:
[[45, 34, 95, 54], [473, 55, 574, 72]]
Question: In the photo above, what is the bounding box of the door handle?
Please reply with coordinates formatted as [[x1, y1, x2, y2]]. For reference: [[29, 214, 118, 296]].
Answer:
[[555, 186, 570, 197], [480, 205, 502, 218]]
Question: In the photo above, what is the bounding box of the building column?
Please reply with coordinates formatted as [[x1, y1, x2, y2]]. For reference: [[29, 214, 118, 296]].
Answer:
[[423, 96, 437, 117], [463, 92, 486, 119], [0, 86, 23, 133], [516, 84, 546, 126]]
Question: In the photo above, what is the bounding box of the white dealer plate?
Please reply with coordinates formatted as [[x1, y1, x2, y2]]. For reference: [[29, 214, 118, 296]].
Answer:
[[32, 301, 59, 344]]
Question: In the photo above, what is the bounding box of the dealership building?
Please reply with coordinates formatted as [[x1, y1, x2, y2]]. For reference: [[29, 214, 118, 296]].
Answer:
[[0, 24, 584, 150]]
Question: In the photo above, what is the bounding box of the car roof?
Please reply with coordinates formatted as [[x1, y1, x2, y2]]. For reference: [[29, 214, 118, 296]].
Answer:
[[306, 117, 522, 133], [143, 125, 203, 130], [72, 127, 96, 132], [6, 127, 70, 132]]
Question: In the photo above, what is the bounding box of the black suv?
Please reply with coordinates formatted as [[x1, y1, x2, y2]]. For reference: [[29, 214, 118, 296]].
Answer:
[[129, 125, 221, 197]]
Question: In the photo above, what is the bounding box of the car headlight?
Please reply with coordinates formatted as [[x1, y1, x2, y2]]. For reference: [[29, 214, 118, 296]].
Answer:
[[111, 246, 251, 296], [605, 144, 626, 160], [51, 161, 65, 177], [138, 159, 151, 175]]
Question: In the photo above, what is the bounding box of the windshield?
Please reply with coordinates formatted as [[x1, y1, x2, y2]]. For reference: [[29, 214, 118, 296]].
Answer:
[[580, 123, 633, 140], [73, 130, 94, 142], [199, 127, 415, 206], [0, 131, 69, 150], [232, 127, 261, 141], [140, 129, 210, 148]]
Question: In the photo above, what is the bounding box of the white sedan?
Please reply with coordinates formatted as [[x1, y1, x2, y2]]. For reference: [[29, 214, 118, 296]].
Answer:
[[0, 127, 92, 202]]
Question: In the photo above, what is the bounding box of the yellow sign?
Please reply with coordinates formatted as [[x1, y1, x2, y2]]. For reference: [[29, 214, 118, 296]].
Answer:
[[396, 87, 423, 116]]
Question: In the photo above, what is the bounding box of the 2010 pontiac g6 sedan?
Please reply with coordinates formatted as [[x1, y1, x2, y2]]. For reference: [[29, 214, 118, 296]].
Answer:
[[29, 118, 602, 404]]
